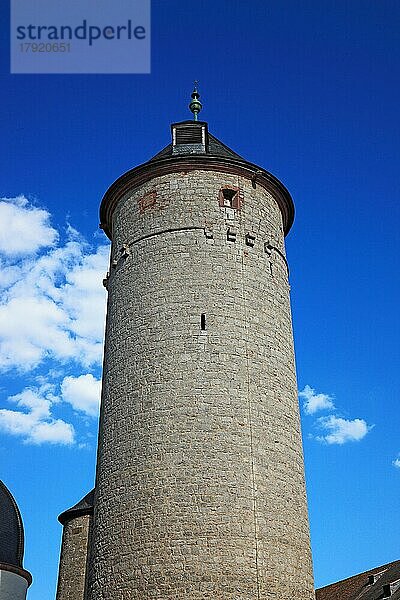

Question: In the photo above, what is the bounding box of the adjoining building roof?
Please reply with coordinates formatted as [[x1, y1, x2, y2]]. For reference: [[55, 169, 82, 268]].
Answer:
[[0, 480, 24, 568], [316, 560, 400, 600], [58, 489, 95, 525]]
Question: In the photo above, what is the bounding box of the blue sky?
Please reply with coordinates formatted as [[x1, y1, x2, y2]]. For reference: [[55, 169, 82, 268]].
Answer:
[[1, 1, 399, 598]]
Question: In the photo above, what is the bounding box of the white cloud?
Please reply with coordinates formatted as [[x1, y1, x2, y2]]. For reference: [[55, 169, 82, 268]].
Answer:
[[0, 295, 76, 368], [0, 196, 58, 256], [316, 415, 371, 445], [0, 196, 110, 447], [62, 246, 109, 341], [0, 388, 74, 445], [299, 384, 335, 415], [392, 457, 400, 469], [61, 373, 101, 417], [0, 196, 109, 372]]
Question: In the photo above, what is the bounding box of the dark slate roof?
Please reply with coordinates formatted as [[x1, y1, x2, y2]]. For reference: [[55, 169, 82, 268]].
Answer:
[[316, 560, 400, 600], [58, 489, 95, 525], [0, 480, 24, 567], [149, 132, 245, 163]]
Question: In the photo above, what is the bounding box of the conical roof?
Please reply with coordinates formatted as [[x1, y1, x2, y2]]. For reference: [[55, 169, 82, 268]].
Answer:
[[100, 120, 294, 240], [58, 489, 94, 525], [149, 127, 245, 163]]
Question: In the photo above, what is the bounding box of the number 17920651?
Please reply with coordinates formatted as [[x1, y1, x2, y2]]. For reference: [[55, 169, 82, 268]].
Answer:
[[19, 42, 71, 52]]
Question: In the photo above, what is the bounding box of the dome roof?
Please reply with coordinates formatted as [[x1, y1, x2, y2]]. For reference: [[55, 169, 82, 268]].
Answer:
[[58, 489, 94, 525], [0, 480, 24, 568]]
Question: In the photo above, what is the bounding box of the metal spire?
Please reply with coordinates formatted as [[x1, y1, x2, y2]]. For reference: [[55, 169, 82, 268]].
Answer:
[[189, 81, 202, 121]]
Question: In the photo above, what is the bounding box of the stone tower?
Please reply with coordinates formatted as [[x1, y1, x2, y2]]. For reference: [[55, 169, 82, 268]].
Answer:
[[56, 490, 94, 600], [85, 93, 314, 599]]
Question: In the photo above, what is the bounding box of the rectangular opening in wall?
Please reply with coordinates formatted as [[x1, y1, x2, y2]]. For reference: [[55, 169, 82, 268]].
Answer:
[[201, 313, 206, 331], [218, 187, 240, 209]]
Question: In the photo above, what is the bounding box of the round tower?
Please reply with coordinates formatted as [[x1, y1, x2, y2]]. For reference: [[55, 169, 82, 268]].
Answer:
[[87, 99, 314, 599], [56, 489, 94, 600], [0, 480, 32, 600]]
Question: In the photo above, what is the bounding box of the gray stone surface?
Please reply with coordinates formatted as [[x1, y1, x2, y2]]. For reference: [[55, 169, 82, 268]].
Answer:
[[56, 515, 91, 600], [87, 169, 314, 599], [0, 570, 28, 600]]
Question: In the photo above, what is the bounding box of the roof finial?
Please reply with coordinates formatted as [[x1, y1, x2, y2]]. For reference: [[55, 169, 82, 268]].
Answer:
[[189, 81, 202, 121]]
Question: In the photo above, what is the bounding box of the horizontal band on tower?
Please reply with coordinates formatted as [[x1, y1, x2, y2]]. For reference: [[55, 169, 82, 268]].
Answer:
[[100, 155, 294, 240], [0, 562, 32, 586]]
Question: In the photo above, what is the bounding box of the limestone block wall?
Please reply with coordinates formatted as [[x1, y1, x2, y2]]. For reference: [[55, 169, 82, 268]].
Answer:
[[56, 515, 91, 600], [87, 169, 314, 599]]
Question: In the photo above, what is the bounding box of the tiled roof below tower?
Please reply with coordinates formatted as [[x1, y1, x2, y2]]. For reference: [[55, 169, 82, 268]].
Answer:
[[316, 560, 400, 600]]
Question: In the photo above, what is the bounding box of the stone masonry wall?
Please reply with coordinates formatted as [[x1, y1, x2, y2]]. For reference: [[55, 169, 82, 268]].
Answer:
[[56, 515, 91, 600], [87, 169, 314, 599]]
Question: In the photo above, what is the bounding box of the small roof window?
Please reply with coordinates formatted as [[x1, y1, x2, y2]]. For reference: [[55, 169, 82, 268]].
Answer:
[[171, 122, 208, 155]]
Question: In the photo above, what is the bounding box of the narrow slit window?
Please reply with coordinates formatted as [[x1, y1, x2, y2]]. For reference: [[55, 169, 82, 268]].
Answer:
[[201, 313, 206, 331]]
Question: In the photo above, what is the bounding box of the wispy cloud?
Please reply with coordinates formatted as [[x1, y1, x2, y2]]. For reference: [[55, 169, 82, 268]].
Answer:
[[300, 383, 373, 446], [316, 415, 372, 445], [0, 388, 74, 445], [299, 384, 335, 415], [392, 457, 400, 469], [0, 196, 58, 256], [61, 374, 101, 417]]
